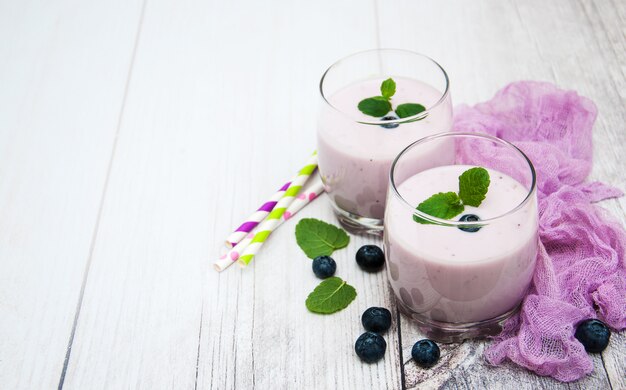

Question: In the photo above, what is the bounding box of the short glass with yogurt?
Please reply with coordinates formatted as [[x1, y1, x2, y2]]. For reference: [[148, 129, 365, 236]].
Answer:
[[317, 49, 452, 234], [384, 132, 538, 342]]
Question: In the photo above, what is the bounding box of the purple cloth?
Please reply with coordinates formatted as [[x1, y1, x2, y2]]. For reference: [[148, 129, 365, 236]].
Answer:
[[453, 81, 626, 382]]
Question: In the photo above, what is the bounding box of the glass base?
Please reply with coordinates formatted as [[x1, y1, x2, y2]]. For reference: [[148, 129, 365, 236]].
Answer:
[[331, 203, 383, 236], [396, 298, 520, 343]]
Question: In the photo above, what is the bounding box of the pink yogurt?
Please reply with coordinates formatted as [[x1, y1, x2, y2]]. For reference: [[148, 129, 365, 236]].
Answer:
[[384, 165, 538, 323], [317, 77, 452, 220]]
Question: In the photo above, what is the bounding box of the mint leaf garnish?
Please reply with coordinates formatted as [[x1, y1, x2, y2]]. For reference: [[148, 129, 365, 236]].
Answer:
[[305, 276, 357, 314], [381, 78, 396, 99], [413, 167, 491, 224], [458, 167, 490, 207], [357, 77, 426, 120], [295, 218, 350, 259], [396, 103, 426, 118], [358, 97, 392, 117], [413, 192, 464, 224]]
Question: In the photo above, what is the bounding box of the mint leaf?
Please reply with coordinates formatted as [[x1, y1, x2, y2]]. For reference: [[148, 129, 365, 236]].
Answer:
[[396, 103, 426, 118], [295, 218, 350, 259], [305, 277, 357, 314], [413, 192, 464, 224], [358, 97, 392, 117], [458, 167, 490, 207], [380, 78, 396, 100], [357, 78, 426, 119]]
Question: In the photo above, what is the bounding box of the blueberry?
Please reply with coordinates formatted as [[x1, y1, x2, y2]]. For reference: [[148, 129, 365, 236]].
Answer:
[[355, 332, 387, 363], [380, 115, 399, 129], [411, 339, 440, 368], [312, 256, 336, 279], [361, 307, 392, 334], [458, 214, 481, 233], [356, 245, 385, 272], [575, 319, 611, 353]]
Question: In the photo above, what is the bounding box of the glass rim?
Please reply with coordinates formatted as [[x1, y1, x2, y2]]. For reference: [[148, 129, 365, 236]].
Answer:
[[319, 48, 451, 125], [389, 132, 537, 226]]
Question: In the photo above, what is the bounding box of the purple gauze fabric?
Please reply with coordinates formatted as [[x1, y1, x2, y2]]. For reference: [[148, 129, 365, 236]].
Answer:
[[453, 81, 626, 382]]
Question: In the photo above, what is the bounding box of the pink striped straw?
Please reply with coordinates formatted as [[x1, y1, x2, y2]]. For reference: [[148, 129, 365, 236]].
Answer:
[[214, 175, 324, 272], [224, 179, 293, 247]]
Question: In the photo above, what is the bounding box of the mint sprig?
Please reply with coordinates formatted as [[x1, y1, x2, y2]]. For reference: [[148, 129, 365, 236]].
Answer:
[[413, 192, 464, 224], [396, 103, 426, 118], [357, 78, 425, 120], [295, 218, 350, 258], [381, 78, 396, 99], [305, 276, 357, 314], [357, 97, 391, 117], [458, 167, 490, 206], [413, 167, 490, 224]]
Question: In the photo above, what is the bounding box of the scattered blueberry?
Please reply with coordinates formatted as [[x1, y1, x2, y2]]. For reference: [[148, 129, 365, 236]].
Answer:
[[411, 339, 440, 368], [458, 214, 481, 233], [575, 319, 611, 353], [380, 115, 399, 129], [355, 332, 387, 363], [312, 256, 336, 279], [361, 307, 392, 334], [356, 245, 385, 272]]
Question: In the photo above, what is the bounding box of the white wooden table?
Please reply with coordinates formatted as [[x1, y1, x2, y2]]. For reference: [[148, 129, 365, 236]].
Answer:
[[1, 1, 624, 389]]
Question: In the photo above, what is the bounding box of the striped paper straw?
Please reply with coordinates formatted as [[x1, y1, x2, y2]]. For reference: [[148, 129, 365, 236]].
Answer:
[[224, 179, 293, 248], [237, 153, 318, 267], [282, 176, 324, 221], [213, 175, 324, 272], [214, 234, 255, 272]]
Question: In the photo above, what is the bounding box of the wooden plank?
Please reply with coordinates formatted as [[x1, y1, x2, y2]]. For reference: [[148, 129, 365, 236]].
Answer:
[[60, 0, 402, 389], [206, 202, 402, 389], [602, 332, 626, 390], [377, 0, 624, 388], [0, 1, 144, 389], [518, 1, 626, 388], [58, 0, 212, 387], [398, 328, 610, 389], [198, 1, 403, 387], [193, 0, 404, 387]]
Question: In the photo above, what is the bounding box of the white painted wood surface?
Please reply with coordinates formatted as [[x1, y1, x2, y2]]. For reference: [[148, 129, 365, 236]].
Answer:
[[379, 1, 626, 388], [0, 1, 143, 388], [0, 0, 623, 389]]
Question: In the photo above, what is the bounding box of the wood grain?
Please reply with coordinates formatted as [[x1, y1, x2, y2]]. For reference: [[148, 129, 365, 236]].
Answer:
[[377, 0, 625, 388], [0, 0, 623, 389], [60, 0, 213, 387], [0, 1, 143, 388], [398, 326, 611, 389], [195, 1, 403, 388], [59, 0, 403, 389]]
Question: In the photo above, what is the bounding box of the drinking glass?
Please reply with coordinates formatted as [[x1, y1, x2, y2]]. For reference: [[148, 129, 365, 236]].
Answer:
[[385, 132, 538, 342], [317, 49, 452, 234]]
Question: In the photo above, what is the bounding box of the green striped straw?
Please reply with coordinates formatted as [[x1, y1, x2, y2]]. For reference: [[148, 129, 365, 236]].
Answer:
[[238, 152, 318, 267]]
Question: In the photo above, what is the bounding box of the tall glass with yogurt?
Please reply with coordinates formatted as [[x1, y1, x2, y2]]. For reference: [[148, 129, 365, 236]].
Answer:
[[385, 132, 538, 342], [317, 49, 452, 234]]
